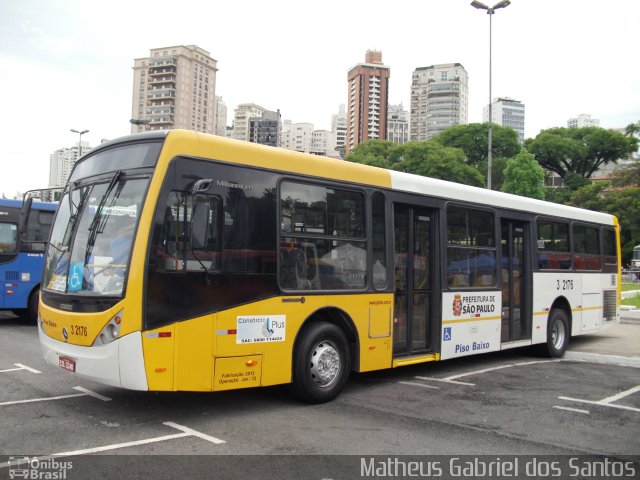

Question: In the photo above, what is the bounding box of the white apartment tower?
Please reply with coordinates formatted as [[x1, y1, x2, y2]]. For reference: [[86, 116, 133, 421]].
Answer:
[[232, 103, 268, 142], [568, 114, 600, 128], [311, 130, 337, 156], [387, 103, 409, 145], [280, 122, 314, 153], [214, 96, 227, 136], [410, 63, 468, 141], [483, 97, 525, 144], [331, 104, 348, 153], [48, 142, 91, 188], [131, 45, 218, 133]]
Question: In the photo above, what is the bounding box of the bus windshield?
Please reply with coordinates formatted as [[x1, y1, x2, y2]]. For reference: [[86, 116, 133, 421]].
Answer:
[[43, 176, 149, 296]]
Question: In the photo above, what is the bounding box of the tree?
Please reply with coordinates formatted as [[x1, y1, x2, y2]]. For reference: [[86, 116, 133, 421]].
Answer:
[[624, 120, 640, 138], [432, 123, 520, 166], [602, 187, 640, 266], [343, 139, 395, 168], [565, 181, 640, 266], [611, 159, 640, 187], [345, 139, 484, 187], [391, 141, 485, 187], [501, 150, 545, 199], [526, 126, 638, 179]]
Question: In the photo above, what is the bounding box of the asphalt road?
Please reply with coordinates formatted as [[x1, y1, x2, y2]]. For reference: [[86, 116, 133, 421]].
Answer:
[[1, 311, 639, 479]]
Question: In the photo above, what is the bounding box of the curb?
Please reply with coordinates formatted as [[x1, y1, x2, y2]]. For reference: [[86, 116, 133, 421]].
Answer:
[[564, 351, 640, 369], [620, 310, 640, 324]]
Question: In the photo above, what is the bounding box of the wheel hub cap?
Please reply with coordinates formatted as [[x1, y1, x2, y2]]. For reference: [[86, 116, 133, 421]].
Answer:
[[310, 341, 341, 387]]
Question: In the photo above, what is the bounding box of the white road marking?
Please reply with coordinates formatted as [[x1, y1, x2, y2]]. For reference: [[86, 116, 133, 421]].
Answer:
[[553, 405, 590, 414], [559, 384, 640, 414], [414, 359, 562, 386], [0, 422, 226, 468], [398, 381, 440, 389], [72, 386, 111, 402], [444, 360, 561, 381], [598, 385, 640, 405], [414, 376, 475, 386], [0, 393, 86, 406], [51, 432, 192, 456], [0, 386, 110, 406], [0, 363, 41, 374], [163, 422, 226, 444]]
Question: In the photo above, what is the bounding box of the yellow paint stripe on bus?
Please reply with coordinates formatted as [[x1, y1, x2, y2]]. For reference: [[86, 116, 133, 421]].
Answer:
[[572, 306, 602, 312], [442, 316, 502, 325], [393, 354, 439, 368]]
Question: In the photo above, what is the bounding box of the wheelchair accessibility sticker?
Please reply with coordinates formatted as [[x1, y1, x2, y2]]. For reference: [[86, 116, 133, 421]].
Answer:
[[443, 327, 452, 342], [67, 262, 84, 292]]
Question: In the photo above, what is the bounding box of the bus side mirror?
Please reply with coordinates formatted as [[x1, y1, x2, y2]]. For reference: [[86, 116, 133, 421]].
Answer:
[[190, 201, 210, 250], [19, 197, 33, 237]]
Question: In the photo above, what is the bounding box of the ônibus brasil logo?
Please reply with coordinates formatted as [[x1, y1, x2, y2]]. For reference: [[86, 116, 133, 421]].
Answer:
[[452, 294, 463, 316]]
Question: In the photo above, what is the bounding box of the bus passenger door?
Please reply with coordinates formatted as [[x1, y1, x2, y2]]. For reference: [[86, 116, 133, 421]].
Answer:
[[500, 219, 530, 342], [393, 205, 433, 356]]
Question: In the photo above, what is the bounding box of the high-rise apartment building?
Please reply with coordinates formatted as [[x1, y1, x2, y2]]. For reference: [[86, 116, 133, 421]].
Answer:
[[280, 122, 314, 153], [346, 50, 390, 153], [131, 45, 218, 133], [483, 97, 525, 144], [410, 63, 468, 141], [568, 114, 600, 128], [232, 103, 268, 142], [331, 104, 348, 154], [248, 110, 281, 147], [387, 103, 409, 145], [311, 130, 337, 157], [214, 96, 227, 136], [48, 142, 91, 188]]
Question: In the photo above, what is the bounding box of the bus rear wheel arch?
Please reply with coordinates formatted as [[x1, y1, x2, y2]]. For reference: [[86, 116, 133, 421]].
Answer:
[[290, 321, 351, 404]]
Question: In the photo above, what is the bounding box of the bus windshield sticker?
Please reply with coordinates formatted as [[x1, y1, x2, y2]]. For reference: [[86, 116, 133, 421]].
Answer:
[[67, 262, 85, 292], [236, 315, 286, 344], [48, 274, 67, 292]]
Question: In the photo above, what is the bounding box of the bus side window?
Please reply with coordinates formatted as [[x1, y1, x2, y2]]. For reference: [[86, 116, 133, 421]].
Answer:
[[0, 222, 17, 254]]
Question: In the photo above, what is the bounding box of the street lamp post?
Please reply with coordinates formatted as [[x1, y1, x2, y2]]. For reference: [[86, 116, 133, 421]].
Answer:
[[471, 0, 511, 190], [130, 118, 150, 131], [70, 129, 89, 158]]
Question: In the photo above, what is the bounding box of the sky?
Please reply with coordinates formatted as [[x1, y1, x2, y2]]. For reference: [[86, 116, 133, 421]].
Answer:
[[0, 0, 638, 197]]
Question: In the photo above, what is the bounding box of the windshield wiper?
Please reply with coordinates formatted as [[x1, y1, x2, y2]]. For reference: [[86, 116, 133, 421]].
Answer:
[[88, 171, 122, 236], [85, 171, 122, 263]]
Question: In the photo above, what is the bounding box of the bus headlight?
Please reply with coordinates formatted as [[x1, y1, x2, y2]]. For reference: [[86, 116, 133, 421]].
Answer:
[[92, 311, 123, 347]]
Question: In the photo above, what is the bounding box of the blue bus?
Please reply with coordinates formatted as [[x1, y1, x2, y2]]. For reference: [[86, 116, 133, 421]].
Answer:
[[0, 198, 57, 321]]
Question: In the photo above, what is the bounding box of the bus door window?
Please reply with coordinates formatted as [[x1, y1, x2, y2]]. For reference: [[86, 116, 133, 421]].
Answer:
[[157, 191, 221, 272], [446, 206, 497, 289]]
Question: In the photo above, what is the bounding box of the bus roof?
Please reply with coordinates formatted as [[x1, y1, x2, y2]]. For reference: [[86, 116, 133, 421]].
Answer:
[[90, 129, 616, 227], [0, 198, 57, 211]]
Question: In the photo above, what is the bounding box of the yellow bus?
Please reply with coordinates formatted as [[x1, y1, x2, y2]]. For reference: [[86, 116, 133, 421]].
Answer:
[[38, 130, 621, 403]]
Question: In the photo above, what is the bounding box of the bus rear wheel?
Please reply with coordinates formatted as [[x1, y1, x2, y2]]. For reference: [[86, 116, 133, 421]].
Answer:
[[290, 321, 350, 404], [539, 309, 570, 358]]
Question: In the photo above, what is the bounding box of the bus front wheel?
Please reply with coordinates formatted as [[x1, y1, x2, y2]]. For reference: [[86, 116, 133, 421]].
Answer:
[[291, 321, 351, 404], [539, 309, 570, 358], [27, 288, 39, 324]]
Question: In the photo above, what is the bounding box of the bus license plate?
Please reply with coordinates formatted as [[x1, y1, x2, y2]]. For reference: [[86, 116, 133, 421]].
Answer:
[[58, 356, 76, 372]]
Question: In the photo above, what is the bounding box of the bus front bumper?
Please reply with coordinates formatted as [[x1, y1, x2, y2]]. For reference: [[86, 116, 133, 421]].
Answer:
[[39, 326, 148, 391]]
